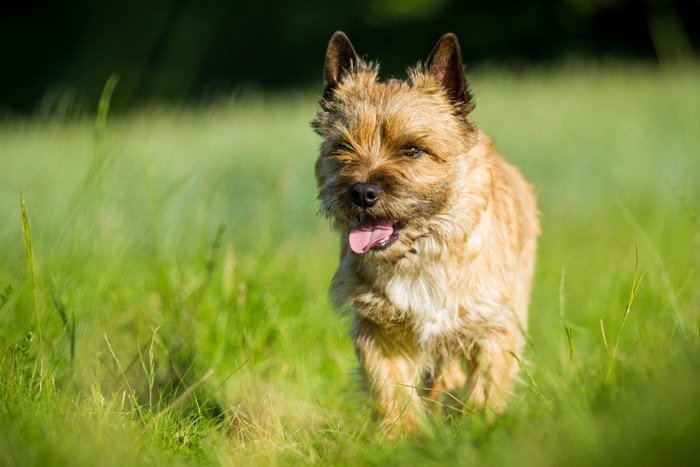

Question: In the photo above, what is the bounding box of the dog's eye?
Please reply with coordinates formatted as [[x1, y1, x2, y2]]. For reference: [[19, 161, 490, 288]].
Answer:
[[400, 146, 425, 159]]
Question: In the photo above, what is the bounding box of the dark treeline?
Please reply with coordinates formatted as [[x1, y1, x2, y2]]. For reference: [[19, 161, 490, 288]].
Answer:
[[1, 0, 698, 114]]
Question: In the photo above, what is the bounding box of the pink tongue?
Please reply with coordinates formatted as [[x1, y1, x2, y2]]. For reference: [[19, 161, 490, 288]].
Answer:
[[349, 219, 394, 254]]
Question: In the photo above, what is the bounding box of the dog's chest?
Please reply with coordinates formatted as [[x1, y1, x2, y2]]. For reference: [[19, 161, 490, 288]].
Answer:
[[382, 262, 460, 345]]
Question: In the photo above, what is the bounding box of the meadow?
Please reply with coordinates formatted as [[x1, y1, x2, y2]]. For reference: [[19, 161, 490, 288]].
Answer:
[[1, 63, 699, 466]]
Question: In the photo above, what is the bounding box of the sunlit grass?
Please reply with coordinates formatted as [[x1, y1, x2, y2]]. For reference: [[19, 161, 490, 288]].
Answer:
[[0, 63, 698, 465]]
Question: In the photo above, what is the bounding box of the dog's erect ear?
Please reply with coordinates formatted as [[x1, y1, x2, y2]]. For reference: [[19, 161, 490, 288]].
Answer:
[[323, 31, 359, 100], [426, 33, 474, 113]]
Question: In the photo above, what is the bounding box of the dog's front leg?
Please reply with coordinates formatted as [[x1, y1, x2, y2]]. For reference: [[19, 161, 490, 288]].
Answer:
[[465, 323, 523, 414], [352, 317, 424, 436]]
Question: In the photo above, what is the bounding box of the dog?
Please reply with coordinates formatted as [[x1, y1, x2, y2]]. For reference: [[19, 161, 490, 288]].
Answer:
[[312, 31, 540, 435]]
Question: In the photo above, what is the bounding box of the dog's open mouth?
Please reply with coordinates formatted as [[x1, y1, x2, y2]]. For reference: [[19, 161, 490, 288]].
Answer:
[[349, 217, 402, 254]]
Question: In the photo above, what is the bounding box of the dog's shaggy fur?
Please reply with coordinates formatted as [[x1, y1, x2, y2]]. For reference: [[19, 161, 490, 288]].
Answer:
[[313, 32, 540, 435]]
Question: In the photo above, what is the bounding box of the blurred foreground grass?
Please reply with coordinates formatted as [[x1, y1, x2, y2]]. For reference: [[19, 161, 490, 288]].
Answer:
[[1, 63, 699, 465]]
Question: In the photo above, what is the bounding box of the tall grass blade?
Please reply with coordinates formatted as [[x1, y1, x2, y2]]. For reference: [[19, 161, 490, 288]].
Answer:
[[51, 291, 75, 367], [512, 351, 550, 406], [95, 74, 119, 136], [0, 284, 13, 312], [614, 247, 647, 355], [79, 74, 120, 195], [619, 204, 683, 339], [20, 193, 45, 379], [605, 246, 647, 382], [600, 319, 610, 355], [138, 327, 160, 408], [193, 223, 226, 310], [104, 333, 145, 422], [558, 268, 574, 361]]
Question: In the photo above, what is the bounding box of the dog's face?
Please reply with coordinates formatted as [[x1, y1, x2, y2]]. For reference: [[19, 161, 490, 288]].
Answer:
[[313, 32, 478, 261]]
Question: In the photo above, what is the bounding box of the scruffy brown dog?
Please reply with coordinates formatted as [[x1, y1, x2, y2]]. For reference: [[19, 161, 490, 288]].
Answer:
[[313, 32, 540, 435]]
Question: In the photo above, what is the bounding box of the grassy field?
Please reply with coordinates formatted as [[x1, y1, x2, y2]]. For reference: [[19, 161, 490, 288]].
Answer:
[[1, 63, 699, 466]]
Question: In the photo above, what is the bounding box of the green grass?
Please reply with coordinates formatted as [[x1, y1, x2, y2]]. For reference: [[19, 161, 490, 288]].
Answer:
[[1, 62, 699, 466]]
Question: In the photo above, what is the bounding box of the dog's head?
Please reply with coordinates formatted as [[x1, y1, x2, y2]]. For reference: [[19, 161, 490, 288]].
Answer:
[[312, 32, 478, 261]]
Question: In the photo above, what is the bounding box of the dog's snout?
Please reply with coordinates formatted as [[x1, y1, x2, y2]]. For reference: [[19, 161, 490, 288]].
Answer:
[[348, 182, 381, 208]]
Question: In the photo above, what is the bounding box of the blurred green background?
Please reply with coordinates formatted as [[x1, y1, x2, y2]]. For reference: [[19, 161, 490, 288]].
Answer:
[[1, 0, 698, 114]]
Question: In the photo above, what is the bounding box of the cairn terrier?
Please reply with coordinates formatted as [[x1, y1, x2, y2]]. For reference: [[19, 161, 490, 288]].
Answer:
[[312, 31, 540, 434]]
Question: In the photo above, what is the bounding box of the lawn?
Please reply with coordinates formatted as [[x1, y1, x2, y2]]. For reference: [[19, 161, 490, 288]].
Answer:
[[1, 62, 699, 466]]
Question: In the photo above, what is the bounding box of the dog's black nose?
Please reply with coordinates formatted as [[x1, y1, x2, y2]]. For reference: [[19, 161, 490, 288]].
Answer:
[[348, 182, 381, 208]]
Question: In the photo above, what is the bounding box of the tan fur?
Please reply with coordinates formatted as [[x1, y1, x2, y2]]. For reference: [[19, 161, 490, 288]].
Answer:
[[313, 32, 540, 436]]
